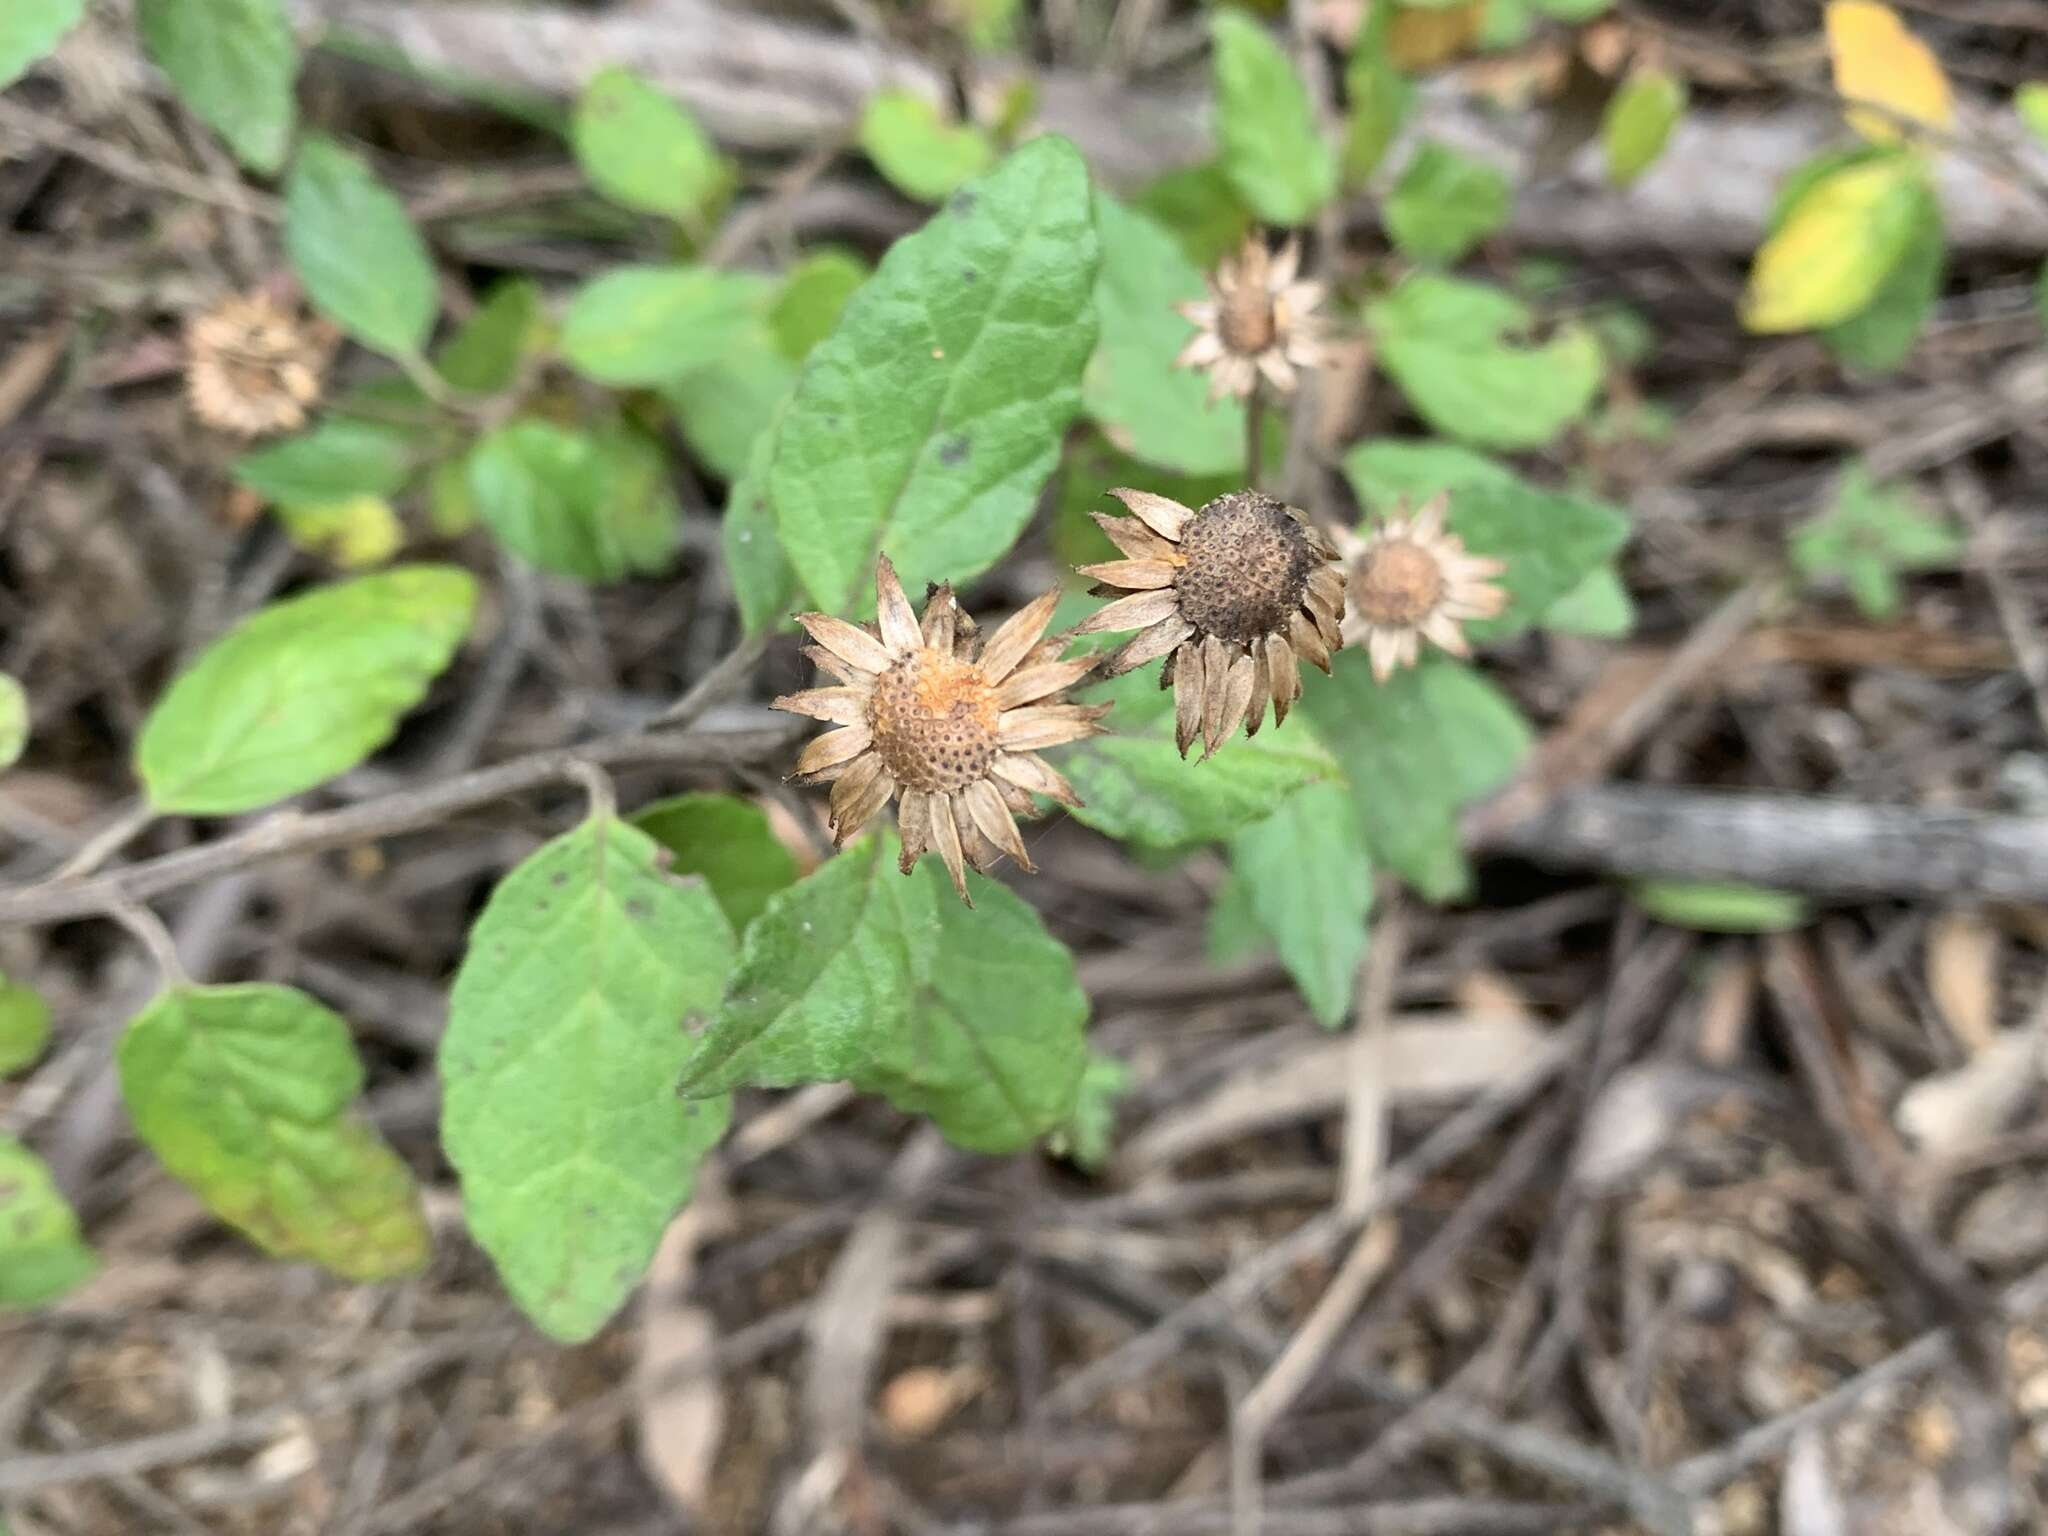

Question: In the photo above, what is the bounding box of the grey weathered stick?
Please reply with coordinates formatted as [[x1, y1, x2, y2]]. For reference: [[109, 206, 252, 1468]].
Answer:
[[0, 724, 796, 929], [286, 0, 2048, 250], [1481, 785, 2048, 904]]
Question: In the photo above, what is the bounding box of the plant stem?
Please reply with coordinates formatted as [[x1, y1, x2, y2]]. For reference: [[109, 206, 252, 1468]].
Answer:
[[1245, 385, 1266, 493]]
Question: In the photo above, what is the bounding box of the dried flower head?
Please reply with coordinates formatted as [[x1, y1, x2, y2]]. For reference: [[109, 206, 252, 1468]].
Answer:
[[184, 292, 337, 438], [1175, 234, 1327, 403], [1075, 488, 1344, 759], [775, 557, 1109, 905], [1333, 494, 1508, 681]]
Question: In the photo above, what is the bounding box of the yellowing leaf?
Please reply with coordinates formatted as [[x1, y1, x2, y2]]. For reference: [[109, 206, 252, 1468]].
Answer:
[[1742, 155, 1925, 333], [278, 495, 404, 569], [1387, 3, 1484, 71], [1825, 1, 1952, 142]]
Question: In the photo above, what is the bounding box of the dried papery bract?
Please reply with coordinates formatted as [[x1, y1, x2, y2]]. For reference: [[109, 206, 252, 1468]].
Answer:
[[1334, 493, 1508, 681], [775, 557, 1110, 905], [1075, 488, 1345, 759], [1174, 233, 1328, 403], [184, 291, 339, 438]]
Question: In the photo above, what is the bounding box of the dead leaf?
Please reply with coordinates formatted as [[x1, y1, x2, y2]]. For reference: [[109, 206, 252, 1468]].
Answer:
[[1825, 1, 1954, 142], [1926, 910, 2000, 1053], [634, 1179, 731, 1518], [1388, 2, 1483, 71], [1695, 949, 1757, 1066], [1894, 1028, 2040, 1159], [879, 1365, 985, 1438]]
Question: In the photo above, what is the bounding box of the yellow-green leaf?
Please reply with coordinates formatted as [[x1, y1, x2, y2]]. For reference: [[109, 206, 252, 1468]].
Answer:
[[0, 1133, 96, 1308], [1742, 155, 1926, 333], [0, 672, 25, 773], [1825, 1, 1953, 143], [1602, 68, 1687, 187], [136, 565, 476, 815], [277, 495, 405, 569], [0, 974, 51, 1076], [859, 90, 997, 204], [117, 984, 430, 1280]]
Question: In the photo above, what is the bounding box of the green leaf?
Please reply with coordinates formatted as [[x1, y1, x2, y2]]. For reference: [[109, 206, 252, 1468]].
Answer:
[[631, 793, 799, 932], [1743, 152, 1926, 334], [1342, 439, 1631, 639], [1532, 0, 1614, 15], [1542, 564, 1634, 637], [1343, 4, 1414, 184], [859, 90, 997, 204], [136, 565, 475, 815], [767, 137, 1099, 615], [1602, 68, 1686, 187], [286, 137, 439, 360], [436, 277, 547, 395], [1212, 11, 1337, 227], [1823, 180, 1943, 372], [1060, 669, 1335, 850], [1133, 164, 1253, 270], [1300, 656, 1531, 901], [2019, 82, 2048, 146], [1633, 880, 1809, 933], [561, 266, 766, 387], [1085, 192, 1245, 477], [679, 835, 1089, 1155], [443, 816, 736, 1341], [1229, 783, 1372, 1027], [470, 418, 680, 581], [1367, 274, 1605, 450], [0, 974, 51, 1076], [0, 0, 83, 92], [233, 417, 416, 506], [769, 250, 871, 361], [1385, 141, 1511, 264], [1048, 1052, 1132, 1172], [137, 0, 296, 174], [1790, 460, 1961, 620], [0, 1134, 95, 1308], [724, 397, 801, 634], [0, 672, 26, 772], [663, 339, 797, 483], [572, 65, 730, 226], [118, 984, 430, 1280], [277, 495, 404, 570]]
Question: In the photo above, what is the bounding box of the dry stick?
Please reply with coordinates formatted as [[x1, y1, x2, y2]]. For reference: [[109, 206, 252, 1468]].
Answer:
[[0, 723, 796, 929], [1037, 1014, 1583, 1420], [0, 1331, 508, 1496], [1942, 466, 2048, 742]]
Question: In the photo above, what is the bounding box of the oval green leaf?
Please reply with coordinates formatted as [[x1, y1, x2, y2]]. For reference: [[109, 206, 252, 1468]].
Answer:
[[0, 974, 52, 1077], [766, 136, 1100, 614], [117, 983, 430, 1280], [136, 564, 476, 815], [1229, 783, 1373, 1028], [1385, 141, 1512, 265], [680, 834, 1089, 1155], [859, 89, 998, 204], [560, 266, 766, 387], [572, 65, 730, 225], [0, 1133, 96, 1308], [137, 0, 297, 174], [1603, 68, 1687, 187], [232, 417, 417, 506], [469, 419, 680, 581], [286, 136, 439, 360], [1212, 11, 1336, 227], [442, 815, 736, 1342], [631, 793, 799, 933]]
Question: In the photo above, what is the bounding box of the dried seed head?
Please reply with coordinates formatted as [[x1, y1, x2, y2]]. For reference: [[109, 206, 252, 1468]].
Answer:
[[866, 648, 1002, 793], [1173, 492, 1321, 645], [184, 292, 335, 438], [1218, 282, 1277, 355], [1348, 538, 1448, 628]]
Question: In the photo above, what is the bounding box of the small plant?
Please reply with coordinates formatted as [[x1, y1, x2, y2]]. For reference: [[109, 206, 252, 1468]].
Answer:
[[7, 0, 1708, 1344]]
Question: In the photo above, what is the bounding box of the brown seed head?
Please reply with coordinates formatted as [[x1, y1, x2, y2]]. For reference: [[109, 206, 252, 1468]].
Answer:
[[1174, 492, 1320, 644], [1217, 284, 1277, 356], [185, 293, 335, 437], [866, 648, 1002, 793], [1349, 538, 1448, 628]]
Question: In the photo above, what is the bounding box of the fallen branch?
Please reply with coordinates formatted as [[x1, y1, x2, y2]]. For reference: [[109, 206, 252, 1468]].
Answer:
[[1481, 784, 2048, 903], [295, 0, 2048, 250]]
